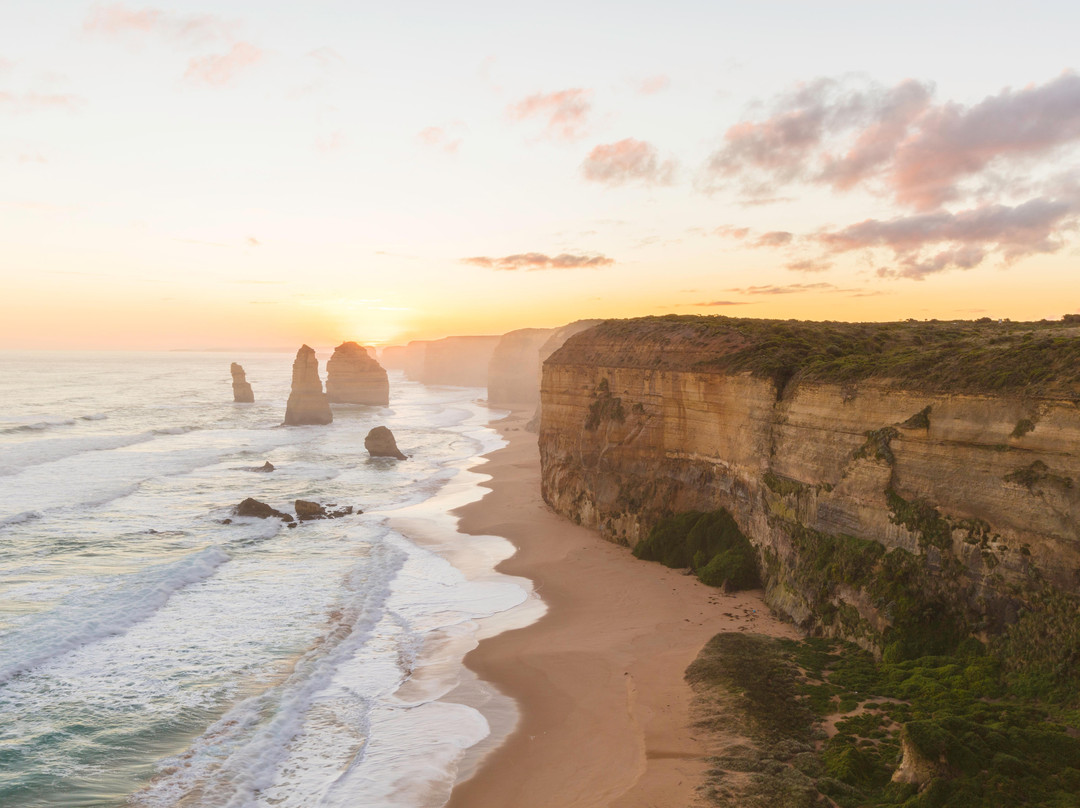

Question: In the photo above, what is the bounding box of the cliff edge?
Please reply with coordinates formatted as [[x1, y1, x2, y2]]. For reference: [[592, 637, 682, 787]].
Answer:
[[539, 315, 1080, 654]]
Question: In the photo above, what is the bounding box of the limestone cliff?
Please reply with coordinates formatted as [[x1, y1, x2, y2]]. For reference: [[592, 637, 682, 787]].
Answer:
[[539, 316, 1080, 652], [230, 362, 254, 403], [326, 341, 389, 405], [487, 328, 555, 407], [283, 345, 333, 425], [382, 336, 500, 387]]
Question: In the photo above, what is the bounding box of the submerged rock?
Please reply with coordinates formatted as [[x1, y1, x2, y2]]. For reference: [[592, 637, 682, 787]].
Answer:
[[365, 426, 406, 460], [254, 461, 275, 472], [235, 498, 292, 521], [231, 363, 254, 403], [283, 345, 333, 426], [326, 341, 390, 406], [294, 500, 357, 521]]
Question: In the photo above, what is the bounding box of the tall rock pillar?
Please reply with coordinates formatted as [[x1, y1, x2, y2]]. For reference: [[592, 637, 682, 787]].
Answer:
[[283, 345, 333, 425], [326, 341, 390, 405], [230, 362, 255, 403]]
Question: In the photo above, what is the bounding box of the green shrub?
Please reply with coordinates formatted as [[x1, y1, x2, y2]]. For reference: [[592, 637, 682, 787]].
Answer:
[[634, 509, 760, 590]]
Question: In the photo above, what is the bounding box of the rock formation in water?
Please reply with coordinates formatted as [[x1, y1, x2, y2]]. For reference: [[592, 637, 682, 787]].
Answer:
[[283, 345, 333, 426], [294, 500, 356, 520], [539, 316, 1080, 653], [365, 426, 406, 460], [325, 341, 390, 405], [231, 363, 254, 403], [235, 497, 292, 521]]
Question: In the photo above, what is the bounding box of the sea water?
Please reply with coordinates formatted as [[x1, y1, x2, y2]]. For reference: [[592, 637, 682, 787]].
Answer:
[[0, 351, 535, 807]]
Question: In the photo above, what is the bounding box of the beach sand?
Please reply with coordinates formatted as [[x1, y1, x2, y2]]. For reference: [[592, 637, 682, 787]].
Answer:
[[446, 409, 799, 808]]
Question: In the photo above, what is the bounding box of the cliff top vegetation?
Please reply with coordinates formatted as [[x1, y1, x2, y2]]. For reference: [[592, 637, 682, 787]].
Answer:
[[551, 315, 1080, 398]]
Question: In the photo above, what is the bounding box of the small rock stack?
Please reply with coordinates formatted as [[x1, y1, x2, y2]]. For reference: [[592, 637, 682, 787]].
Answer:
[[326, 341, 390, 406], [283, 345, 333, 425], [231, 363, 254, 403]]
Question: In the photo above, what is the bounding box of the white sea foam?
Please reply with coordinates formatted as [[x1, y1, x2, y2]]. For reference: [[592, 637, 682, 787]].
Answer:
[[0, 545, 230, 685]]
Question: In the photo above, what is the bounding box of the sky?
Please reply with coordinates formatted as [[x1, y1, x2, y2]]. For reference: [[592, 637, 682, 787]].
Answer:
[[2, 0, 1079, 349]]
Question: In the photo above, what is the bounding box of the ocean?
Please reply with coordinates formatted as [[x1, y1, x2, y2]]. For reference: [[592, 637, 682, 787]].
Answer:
[[0, 351, 538, 807]]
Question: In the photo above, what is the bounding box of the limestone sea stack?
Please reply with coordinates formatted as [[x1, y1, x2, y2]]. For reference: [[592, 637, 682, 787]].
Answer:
[[326, 341, 390, 405], [283, 345, 333, 425], [231, 363, 254, 403], [365, 426, 406, 460]]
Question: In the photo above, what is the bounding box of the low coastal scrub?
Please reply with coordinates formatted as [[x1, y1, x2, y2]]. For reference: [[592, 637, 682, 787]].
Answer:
[[633, 509, 760, 590], [688, 633, 1080, 807], [584, 315, 1080, 398]]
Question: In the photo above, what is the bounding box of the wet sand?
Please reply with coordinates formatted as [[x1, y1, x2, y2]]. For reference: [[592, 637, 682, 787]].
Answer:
[[446, 409, 798, 808]]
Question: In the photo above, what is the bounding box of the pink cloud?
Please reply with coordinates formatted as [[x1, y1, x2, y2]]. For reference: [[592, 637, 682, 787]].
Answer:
[[753, 230, 793, 247], [418, 126, 461, 155], [700, 72, 1080, 212], [507, 88, 591, 140], [819, 196, 1079, 278], [581, 138, 676, 186], [84, 3, 234, 44], [315, 130, 346, 154], [462, 252, 614, 271], [184, 42, 262, 86], [714, 225, 750, 240], [727, 282, 841, 295], [636, 75, 670, 95], [785, 258, 832, 273]]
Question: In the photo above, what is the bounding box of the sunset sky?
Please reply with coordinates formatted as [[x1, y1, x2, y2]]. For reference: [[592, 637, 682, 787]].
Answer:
[[3, 1, 1079, 349]]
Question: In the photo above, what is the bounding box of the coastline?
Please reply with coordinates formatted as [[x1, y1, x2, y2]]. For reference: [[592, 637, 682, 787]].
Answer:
[[446, 408, 799, 808]]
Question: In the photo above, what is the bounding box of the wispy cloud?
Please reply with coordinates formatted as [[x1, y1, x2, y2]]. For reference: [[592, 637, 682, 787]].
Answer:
[[83, 3, 235, 45], [581, 138, 676, 187], [785, 258, 833, 273], [0, 92, 81, 113], [635, 75, 670, 95], [184, 42, 262, 86], [418, 126, 462, 155], [462, 252, 614, 271], [726, 282, 846, 295], [819, 196, 1079, 279], [691, 300, 753, 306], [307, 47, 344, 69], [507, 88, 591, 140]]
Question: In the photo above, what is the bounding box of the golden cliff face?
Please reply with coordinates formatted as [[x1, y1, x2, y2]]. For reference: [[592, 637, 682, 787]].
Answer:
[[539, 320, 1080, 648]]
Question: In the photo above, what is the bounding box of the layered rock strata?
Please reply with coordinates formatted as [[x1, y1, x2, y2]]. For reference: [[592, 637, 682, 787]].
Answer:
[[283, 345, 333, 425], [230, 363, 254, 403], [326, 341, 389, 405], [539, 317, 1080, 651]]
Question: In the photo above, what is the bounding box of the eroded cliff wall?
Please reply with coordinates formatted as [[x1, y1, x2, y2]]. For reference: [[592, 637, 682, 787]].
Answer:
[[539, 317, 1080, 651]]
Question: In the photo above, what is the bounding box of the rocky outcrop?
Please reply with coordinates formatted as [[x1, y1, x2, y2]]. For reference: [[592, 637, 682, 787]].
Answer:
[[283, 345, 333, 426], [326, 341, 389, 405], [294, 500, 356, 520], [539, 317, 1080, 652], [231, 363, 254, 403], [252, 461, 274, 472], [236, 498, 292, 521], [365, 426, 406, 460]]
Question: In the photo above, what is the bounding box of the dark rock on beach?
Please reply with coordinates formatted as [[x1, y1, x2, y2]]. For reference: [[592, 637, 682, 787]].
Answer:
[[294, 500, 357, 521]]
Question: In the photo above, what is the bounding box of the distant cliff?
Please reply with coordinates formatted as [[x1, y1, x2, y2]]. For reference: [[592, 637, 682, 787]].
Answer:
[[539, 316, 1080, 653], [381, 336, 500, 388], [488, 321, 602, 409]]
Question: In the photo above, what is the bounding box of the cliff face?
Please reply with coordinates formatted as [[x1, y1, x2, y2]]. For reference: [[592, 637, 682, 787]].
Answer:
[[539, 318, 1080, 650], [326, 341, 389, 405], [382, 336, 500, 387], [283, 345, 333, 425], [487, 328, 555, 407]]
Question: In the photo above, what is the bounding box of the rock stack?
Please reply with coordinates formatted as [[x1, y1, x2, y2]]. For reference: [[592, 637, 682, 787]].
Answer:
[[283, 345, 333, 425], [231, 363, 254, 403], [326, 341, 390, 405], [365, 426, 406, 460]]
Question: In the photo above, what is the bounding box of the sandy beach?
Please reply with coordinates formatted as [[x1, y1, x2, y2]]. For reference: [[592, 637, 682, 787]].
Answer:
[[446, 409, 798, 808]]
